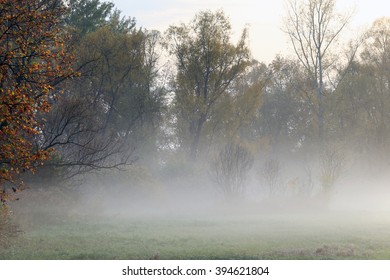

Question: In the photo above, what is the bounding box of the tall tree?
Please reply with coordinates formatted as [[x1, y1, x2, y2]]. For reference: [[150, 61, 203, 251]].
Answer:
[[166, 10, 250, 159], [66, 0, 136, 37], [0, 0, 75, 200], [258, 57, 314, 152], [359, 18, 390, 157], [38, 17, 165, 180], [284, 0, 353, 140], [331, 18, 390, 162], [66, 0, 114, 35]]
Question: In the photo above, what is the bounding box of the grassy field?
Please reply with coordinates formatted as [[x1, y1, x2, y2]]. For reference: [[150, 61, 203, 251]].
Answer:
[[1, 211, 390, 259]]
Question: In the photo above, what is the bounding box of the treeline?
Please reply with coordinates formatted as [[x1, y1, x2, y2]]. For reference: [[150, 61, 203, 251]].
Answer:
[[1, 0, 390, 203]]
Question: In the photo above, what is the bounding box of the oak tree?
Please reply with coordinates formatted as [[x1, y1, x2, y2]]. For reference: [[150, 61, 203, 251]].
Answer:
[[0, 0, 75, 201]]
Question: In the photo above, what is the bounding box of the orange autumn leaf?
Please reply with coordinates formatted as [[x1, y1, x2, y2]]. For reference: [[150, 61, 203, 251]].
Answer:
[[0, 0, 77, 202]]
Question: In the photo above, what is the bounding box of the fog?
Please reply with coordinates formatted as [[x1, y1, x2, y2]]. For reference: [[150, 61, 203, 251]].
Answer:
[[5, 145, 390, 260], [4, 0, 390, 260], [11, 153, 390, 224]]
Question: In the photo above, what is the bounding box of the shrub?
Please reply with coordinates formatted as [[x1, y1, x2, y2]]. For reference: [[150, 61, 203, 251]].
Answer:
[[210, 142, 254, 199], [260, 158, 284, 196], [319, 145, 344, 194]]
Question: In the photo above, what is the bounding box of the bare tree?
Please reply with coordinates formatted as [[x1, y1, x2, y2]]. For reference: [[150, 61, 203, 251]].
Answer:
[[284, 0, 353, 139], [210, 142, 254, 199]]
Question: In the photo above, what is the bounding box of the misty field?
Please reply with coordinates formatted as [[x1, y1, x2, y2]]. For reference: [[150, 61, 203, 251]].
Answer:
[[2, 210, 390, 260], [4, 0, 390, 265]]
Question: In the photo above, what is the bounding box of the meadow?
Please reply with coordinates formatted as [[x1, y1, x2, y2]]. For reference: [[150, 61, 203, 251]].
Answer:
[[2, 210, 390, 260]]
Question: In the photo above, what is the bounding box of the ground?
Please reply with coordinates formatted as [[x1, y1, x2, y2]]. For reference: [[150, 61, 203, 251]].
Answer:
[[1, 211, 390, 259]]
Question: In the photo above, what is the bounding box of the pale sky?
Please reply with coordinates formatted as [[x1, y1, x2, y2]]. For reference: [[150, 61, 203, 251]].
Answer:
[[112, 0, 390, 63]]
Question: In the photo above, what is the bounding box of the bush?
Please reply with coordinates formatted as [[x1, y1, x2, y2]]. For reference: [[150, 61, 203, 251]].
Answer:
[[210, 142, 254, 199], [260, 158, 284, 196], [319, 145, 344, 194]]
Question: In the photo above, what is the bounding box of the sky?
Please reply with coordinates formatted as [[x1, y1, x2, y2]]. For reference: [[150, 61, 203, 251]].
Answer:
[[112, 0, 390, 63]]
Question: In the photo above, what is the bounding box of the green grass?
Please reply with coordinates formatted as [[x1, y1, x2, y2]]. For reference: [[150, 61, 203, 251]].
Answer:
[[1, 212, 390, 259]]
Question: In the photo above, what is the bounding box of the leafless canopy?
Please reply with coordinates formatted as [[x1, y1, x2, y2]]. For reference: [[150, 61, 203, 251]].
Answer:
[[283, 0, 354, 138]]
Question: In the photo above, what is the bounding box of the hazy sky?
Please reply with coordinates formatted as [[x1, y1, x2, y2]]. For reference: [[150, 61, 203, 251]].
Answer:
[[112, 0, 390, 63]]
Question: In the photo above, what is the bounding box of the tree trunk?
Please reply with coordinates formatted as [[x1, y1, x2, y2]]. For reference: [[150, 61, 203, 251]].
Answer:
[[317, 77, 324, 141], [189, 114, 206, 160]]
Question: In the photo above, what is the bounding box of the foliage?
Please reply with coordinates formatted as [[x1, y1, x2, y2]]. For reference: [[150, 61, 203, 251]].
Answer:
[[330, 17, 390, 167], [0, 0, 76, 198], [359, 18, 390, 157], [66, 0, 136, 36], [258, 57, 315, 149], [2, 0, 390, 214], [166, 10, 251, 159], [66, 0, 113, 35], [36, 17, 165, 180], [208, 59, 267, 144]]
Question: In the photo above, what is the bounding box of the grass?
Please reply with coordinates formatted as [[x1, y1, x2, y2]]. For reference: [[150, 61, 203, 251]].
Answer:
[[1, 211, 390, 259]]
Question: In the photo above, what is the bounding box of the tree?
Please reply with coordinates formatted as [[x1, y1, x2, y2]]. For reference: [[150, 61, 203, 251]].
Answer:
[[66, 0, 113, 35], [360, 18, 390, 156], [66, 0, 136, 37], [166, 10, 250, 159], [284, 0, 353, 140], [257, 57, 315, 152], [37, 16, 165, 180], [213, 59, 268, 144], [0, 0, 75, 201], [331, 18, 390, 165]]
